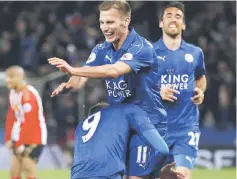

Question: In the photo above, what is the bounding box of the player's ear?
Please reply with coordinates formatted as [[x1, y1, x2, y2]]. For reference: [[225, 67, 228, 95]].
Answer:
[[124, 16, 131, 27], [182, 23, 186, 31], [159, 20, 164, 28]]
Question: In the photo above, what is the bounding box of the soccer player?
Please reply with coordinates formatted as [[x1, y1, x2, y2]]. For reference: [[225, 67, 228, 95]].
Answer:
[[152, 2, 207, 179], [4, 65, 47, 179], [71, 102, 183, 179], [49, 1, 168, 178]]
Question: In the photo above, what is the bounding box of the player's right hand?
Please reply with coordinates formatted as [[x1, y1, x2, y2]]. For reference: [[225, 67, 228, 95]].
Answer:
[[51, 76, 82, 97], [160, 162, 185, 179], [51, 82, 71, 97], [160, 86, 180, 102], [5, 140, 13, 150]]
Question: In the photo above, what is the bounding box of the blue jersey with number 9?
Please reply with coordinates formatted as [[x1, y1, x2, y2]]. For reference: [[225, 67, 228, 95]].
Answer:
[[71, 104, 153, 179]]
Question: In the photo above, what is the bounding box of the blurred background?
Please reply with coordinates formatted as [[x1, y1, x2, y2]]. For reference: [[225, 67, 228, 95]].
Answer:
[[0, 1, 235, 178]]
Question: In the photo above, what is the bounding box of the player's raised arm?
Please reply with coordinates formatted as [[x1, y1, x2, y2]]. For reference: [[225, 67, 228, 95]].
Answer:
[[51, 76, 88, 97], [49, 43, 156, 79], [48, 57, 133, 79], [126, 105, 169, 155]]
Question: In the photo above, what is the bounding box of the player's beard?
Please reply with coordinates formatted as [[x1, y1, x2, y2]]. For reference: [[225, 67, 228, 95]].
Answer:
[[163, 24, 182, 39], [165, 29, 182, 39]]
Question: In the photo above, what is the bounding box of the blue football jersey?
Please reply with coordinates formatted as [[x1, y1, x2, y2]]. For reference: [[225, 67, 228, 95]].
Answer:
[[153, 38, 206, 130], [71, 104, 154, 178], [85, 27, 166, 126]]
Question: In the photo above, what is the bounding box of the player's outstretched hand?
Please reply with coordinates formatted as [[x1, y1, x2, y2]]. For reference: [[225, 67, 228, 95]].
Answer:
[[160, 162, 185, 179], [191, 87, 204, 104], [51, 82, 71, 97], [48, 57, 75, 75], [160, 86, 180, 102], [51, 76, 82, 97]]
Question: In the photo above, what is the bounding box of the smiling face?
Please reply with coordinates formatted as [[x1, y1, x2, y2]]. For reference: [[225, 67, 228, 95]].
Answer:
[[159, 7, 186, 38], [99, 8, 130, 48]]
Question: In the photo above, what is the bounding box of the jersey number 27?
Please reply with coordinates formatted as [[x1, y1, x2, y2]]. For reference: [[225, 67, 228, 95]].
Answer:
[[82, 111, 101, 143], [188, 131, 200, 149]]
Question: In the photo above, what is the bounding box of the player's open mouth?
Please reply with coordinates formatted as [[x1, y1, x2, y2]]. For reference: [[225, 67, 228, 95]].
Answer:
[[169, 24, 178, 30], [104, 32, 114, 39]]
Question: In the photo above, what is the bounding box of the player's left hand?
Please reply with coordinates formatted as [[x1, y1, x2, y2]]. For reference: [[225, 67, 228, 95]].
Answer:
[[48, 57, 75, 75], [23, 144, 36, 156], [15, 145, 25, 155], [191, 87, 204, 105], [160, 162, 185, 179]]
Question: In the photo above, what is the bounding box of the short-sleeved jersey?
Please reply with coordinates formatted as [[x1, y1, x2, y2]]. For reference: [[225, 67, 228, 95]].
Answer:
[[153, 38, 206, 130], [71, 104, 154, 179], [86, 27, 167, 126], [5, 85, 47, 147]]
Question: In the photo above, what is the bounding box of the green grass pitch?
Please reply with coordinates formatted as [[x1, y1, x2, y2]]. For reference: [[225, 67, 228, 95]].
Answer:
[[0, 168, 235, 179]]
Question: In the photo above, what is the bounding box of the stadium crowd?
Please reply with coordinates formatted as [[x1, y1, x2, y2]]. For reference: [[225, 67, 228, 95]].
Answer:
[[0, 1, 235, 152]]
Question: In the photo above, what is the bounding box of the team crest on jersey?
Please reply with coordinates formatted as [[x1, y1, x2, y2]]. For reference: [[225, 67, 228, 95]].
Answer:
[[86, 53, 96, 64], [23, 103, 32, 112], [184, 53, 194, 63], [120, 53, 133, 61]]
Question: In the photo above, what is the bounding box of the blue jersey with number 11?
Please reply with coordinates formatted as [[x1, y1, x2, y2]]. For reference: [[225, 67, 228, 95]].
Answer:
[[71, 104, 154, 179]]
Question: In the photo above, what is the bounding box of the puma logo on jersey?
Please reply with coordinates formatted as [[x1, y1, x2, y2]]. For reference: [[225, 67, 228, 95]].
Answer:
[[105, 55, 112, 63], [186, 156, 194, 164], [139, 163, 147, 169], [158, 56, 166, 61]]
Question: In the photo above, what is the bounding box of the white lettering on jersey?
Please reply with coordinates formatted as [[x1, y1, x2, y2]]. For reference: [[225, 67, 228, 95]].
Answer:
[[161, 74, 189, 90], [106, 80, 131, 98]]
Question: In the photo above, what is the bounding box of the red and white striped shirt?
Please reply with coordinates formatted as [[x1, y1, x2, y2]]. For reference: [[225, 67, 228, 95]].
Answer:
[[5, 85, 47, 147]]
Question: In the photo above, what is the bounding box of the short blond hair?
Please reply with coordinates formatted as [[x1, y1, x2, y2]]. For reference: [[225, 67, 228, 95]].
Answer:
[[99, 1, 131, 17]]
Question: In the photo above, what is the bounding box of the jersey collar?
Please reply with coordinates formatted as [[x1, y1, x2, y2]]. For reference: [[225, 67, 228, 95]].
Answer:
[[105, 26, 137, 51]]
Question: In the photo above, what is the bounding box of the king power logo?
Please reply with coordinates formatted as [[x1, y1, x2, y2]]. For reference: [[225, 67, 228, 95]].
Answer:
[[106, 80, 132, 98], [161, 74, 189, 90]]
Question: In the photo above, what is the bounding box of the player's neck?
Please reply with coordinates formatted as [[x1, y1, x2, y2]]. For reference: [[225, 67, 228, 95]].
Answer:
[[112, 29, 129, 50], [162, 33, 182, 51], [15, 82, 27, 92]]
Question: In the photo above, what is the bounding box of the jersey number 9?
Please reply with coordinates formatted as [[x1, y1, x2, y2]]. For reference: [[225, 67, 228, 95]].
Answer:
[[82, 111, 101, 143]]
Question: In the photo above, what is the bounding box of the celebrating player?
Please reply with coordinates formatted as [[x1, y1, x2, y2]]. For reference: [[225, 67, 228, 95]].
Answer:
[[152, 2, 207, 179], [4, 66, 47, 179], [71, 102, 183, 179], [49, 1, 168, 178]]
